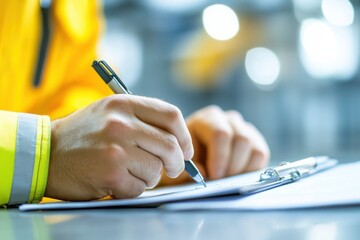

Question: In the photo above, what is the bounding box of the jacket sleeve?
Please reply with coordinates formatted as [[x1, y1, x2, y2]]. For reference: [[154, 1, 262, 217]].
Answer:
[[0, 111, 51, 206], [42, 0, 112, 120]]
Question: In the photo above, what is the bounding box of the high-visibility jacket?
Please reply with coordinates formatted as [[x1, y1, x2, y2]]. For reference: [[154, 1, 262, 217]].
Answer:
[[0, 0, 111, 206]]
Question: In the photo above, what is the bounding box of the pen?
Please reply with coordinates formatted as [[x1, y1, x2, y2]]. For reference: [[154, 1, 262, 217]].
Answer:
[[92, 60, 207, 187]]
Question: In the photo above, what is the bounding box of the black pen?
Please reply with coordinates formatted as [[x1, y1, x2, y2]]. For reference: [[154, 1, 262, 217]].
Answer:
[[92, 60, 207, 187]]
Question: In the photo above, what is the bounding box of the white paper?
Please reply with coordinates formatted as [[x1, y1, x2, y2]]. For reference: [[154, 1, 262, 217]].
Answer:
[[20, 160, 360, 212], [162, 161, 360, 211], [19, 169, 261, 211]]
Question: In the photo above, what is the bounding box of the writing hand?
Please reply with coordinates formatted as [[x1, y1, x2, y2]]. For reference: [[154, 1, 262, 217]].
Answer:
[[45, 95, 193, 200]]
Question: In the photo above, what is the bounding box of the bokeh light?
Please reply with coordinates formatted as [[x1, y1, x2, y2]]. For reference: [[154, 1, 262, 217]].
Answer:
[[299, 18, 358, 80], [245, 47, 281, 86], [202, 4, 239, 41], [321, 0, 354, 26]]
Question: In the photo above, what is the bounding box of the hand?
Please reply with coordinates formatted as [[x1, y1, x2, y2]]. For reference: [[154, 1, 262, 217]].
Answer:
[[45, 95, 193, 201], [161, 105, 270, 185]]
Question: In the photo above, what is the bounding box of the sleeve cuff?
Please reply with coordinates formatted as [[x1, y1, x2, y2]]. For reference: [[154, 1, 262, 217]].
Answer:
[[29, 115, 51, 203], [0, 112, 51, 206]]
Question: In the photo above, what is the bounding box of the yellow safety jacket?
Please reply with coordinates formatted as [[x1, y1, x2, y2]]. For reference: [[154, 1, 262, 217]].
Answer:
[[0, 0, 111, 206]]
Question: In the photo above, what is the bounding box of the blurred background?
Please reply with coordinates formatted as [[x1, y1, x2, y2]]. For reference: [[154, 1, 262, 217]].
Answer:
[[98, 0, 360, 164]]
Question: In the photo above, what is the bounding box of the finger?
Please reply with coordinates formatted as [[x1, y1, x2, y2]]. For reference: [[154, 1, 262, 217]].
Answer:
[[248, 123, 270, 155], [225, 111, 253, 175], [245, 150, 268, 172], [130, 120, 185, 178], [126, 147, 163, 188], [100, 112, 185, 178], [187, 123, 207, 167], [108, 168, 147, 199], [130, 96, 194, 160], [159, 162, 207, 186], [187, 106, 233, 180], [243, 123, 270, 172]]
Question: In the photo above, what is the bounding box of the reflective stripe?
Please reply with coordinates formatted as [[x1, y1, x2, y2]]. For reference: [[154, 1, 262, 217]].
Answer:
[[30, 115, 50, 203], [8, 114, 38, 205], [33, 115, 51, 202], [0, 111, 18, 205]]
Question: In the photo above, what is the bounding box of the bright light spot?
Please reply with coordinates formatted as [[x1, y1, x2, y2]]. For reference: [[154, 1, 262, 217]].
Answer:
[[300, 18, 358, 80], [202, 4, 239, 41], [300, 19, 338, 78], [322, 0, 354, 26], [245, 47, 281, 86]]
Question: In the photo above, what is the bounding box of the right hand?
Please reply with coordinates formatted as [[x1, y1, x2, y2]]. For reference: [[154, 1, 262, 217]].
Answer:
[[45, 95, 194, 201]]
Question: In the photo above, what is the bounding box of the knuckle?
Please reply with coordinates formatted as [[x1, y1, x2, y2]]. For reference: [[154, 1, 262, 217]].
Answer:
[[165, 135, 180, 153], [234, 134, 251, 147], [102, 116, 118, 135], [103, 95, 125, 111], [226, 110, 243, 120], [166, 105, 183, 123], [205, 105, 222, 114], [102, 115, 132, 137], [212, 127, 233, 143], [105, 144, 125, 163]]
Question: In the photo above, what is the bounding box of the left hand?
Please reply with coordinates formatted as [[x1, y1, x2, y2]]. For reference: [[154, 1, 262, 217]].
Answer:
[[160, 105, 270, 185]]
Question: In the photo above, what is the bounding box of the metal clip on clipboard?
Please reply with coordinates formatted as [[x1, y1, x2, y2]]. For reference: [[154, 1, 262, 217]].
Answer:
[[238, 156, 338, 195]]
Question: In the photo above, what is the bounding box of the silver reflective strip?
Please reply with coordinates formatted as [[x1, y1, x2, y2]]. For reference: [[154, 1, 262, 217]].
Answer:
[[8, 114, 38, 205]]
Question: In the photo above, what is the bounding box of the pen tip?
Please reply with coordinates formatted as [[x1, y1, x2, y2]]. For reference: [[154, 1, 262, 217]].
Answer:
[[202, 182, 207, 188]]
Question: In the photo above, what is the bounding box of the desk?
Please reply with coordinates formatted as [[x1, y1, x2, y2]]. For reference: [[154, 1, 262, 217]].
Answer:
[[1, 206, 360, 239]]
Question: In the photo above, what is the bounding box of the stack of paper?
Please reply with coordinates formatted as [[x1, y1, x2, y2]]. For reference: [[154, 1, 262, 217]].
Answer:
[[19, 160, 360, 211]]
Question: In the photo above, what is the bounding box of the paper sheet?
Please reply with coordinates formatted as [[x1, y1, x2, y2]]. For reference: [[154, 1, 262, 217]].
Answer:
[[161, 161, 360, 211], [20, 160, 360, 212], [19, 169, 261, 211]]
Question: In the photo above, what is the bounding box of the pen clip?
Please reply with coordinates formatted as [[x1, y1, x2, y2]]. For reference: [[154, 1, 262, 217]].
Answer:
[[92, 60, 132, 94], [99, 60, 131, 94], [92, 61, 112, 83]]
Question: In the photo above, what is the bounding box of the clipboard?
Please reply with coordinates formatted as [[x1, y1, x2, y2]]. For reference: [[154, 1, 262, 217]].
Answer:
[[162, 160, 360, 211], [19, 156, 338, 211]]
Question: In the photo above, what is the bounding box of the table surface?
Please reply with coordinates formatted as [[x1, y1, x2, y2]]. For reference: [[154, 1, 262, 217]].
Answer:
[[1, 206, 360, 240]]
